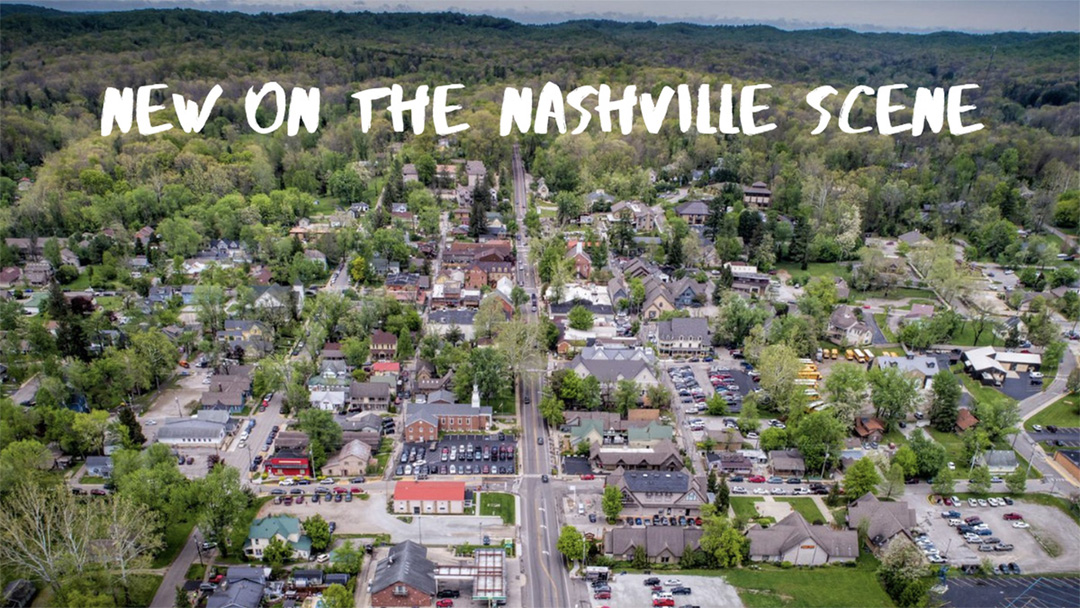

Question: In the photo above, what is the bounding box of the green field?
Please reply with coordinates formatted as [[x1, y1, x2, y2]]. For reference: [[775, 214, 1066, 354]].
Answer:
[[685, 552, 894, 608], [775, 262, 847, 280], [152, 517, 196, 568], [958, 374, 1017, 412], [478, 492, 516, 524], [730, 496, 764, 520], [950, 322, 999, 347], [927, 429, 967, 475], [1026, 394, 1080, 430], [872, 314, 897, 343], [854, 287, 938, 301], [775, 497, 827, 524]]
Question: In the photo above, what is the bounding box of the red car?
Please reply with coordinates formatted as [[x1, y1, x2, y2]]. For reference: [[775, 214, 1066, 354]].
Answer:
[[748, 475, 767, 483], [350, 487, 363, 494], [581, 474, 595, 480], [436, 600, 454, 608], [653, 599, 675, 607], [1003, 513, 1023, 520], [209, 574, 224, 584], [594, 591, 611, 600], [333, 486, 347, 494]]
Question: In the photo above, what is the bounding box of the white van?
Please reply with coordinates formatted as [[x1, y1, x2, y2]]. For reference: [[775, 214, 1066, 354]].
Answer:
[[578, 503, 585, 515]]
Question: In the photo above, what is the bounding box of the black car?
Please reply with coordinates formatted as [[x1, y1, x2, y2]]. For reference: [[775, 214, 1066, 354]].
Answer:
[[350, 477, 366, 483], [290, 488, 303, 495], [541, 474, 549, 483], [311, 494, 320, 503], [437, 590, 460, 599], [644, 577, 661, 586], [786, 477, 801, 484], [728, 476, 744, 483], [1047, 425, 1059, 433], [672, 586, 692, 595], [270, 489, 285, 495], [334, 493, 343, 502], [328, 521, 336, 533]]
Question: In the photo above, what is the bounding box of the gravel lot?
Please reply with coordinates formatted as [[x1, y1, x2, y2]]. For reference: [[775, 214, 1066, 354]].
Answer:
[[911, 495, 1080, 573], [587, 573, 741, 608]]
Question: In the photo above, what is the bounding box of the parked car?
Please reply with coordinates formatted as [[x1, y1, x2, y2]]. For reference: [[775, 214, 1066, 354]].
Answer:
[[437, 590, 460, 599], [672, 587, 692, 595], [1003, 513, 1023, 520], [436, 600, 455, 608]]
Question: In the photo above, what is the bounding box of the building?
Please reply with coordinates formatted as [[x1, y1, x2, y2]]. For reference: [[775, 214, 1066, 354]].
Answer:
[[675, 200, 709, 225], [656, 317, 711, 356], [84, 455, 114, 478], [321, 439, 373, 478], [897, 229, 930, 247], [403, 385, 492, 442], [1053, 450, 1080, 483], [976, 450, 1018, 474], [243, 515, 312, 561], [748, 512, 858, 565], [603, 527, 704, 564], [608, 201, 660, 232], [156, 410, 231, 446], [371, 330, 398, 360], [730, 271, 771, 297], [955, 408, 979, 432], [309, 390, 346, 412], [265, 449, 311, 477], [846, 493, 916, 548], [606, 467, 708, 520], [348, 381, 391, 412], [705, 451, 753, 475], [827, 306, 873, 346], [393, 481, 466, 514], [743, 182, 772, 208], [768, 449, 806, 477], [962, 347, 1041, 386], [854, 417, 886, 442], [874, 355, 941, 390], [568, 356, 659, 394], [591, 440, 683, 472], [370, 541, 437, 608]]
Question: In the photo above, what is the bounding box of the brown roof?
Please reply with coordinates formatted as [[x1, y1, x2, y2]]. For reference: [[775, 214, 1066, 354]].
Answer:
[[627, 409, 661, 422], [847, 493, 916, 541], [749, 512, 858, 560], [854, 417, 886, 438], [956, 408, 979, 431]]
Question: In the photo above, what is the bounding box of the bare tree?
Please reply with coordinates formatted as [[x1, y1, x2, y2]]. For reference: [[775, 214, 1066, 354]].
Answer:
[[0, 483, 94, 591]]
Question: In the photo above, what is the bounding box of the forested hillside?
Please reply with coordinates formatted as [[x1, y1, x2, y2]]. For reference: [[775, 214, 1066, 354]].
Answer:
[[0, 7, 1077, 243]]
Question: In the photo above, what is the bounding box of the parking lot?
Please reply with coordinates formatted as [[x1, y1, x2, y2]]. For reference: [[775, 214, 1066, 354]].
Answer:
[[941, 576, 1080, 608], [1029, 427, 1080, 448], [394, 434, 518, 478], [911, 495, 1080, 573], [587, 572, 741, 608], [998, 370, 1044, 401]]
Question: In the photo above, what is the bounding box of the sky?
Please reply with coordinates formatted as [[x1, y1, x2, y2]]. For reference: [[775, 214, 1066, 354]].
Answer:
[[12, 0, 1080, 33]]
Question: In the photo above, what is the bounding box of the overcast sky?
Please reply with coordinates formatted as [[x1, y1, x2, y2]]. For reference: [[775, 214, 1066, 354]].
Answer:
[[14, 0, 1080, 33]]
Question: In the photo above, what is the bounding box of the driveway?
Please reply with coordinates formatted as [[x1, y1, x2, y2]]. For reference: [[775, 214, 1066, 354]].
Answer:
[[861, 310, 890, 345]]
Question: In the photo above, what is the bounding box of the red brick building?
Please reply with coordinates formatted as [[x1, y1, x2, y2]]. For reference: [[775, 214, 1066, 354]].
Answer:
[[403, 387, 492, 442], [393, 481, 466, 514], [266, 450, 311, 477], [371, 330, 398, 360], [369, 541, 436, 608]]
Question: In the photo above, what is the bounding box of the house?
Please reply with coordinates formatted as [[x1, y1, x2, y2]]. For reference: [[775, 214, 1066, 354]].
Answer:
[[24, 261, 53, 285], [565, 242, 593, 279], [846, 493, 916, 548], [309, 390, 346, 412], [371, 330, 398, 360], [769, 449, 806, 477], [369, 541, 436, 608], [667, 277, 708, 308], [675, 200, 709, 226], [874, 355, 940, 390], [403, 385, 492, 442], [265, 449, 311, 477], [607, 467, 708, 519], [955, 408, 979, 432], [274, 431, 309, 451], [251, 284, 301, 315], [608, 201, 660, 232], [216, 320, 272, 357], [393, 481, 466, 514], [590, 439, 683, 471], [243, 515, 312, 561], [834, 277, 851, 300], [827, 306, 873, 346], [730, 271, 771, 297], [85, 455, 113, 478], [748, 512, 858, 565], [156, 410, 231, 446], [854, 417, 886, 442], [962, 346, 1041, 386], [743, 181, 772, 208], [402, 164, 420, 182], [705, 451, 753, 475], [427, 309, 477, 341], [340, 412, 388, 434], [348, 381, 391, 412], [585, 189, 615, 209], [656, 317, 711, 356], [2, 580, 37, 608], [568, 355, 659, 393], [603, 527, 704, 565], [201, 378, 248, 414], [206, 576, 264, 608], [321, 439, 373, 478], [897, 230, 930, 247], [903, 303, 935, 322], [0, 266, 22, 287], [976, 450, 1018, 474]]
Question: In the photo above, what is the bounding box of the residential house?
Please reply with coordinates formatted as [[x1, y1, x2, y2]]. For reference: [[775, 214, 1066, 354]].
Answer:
[[568, 355, 659, 395], [667, 277, 708, 308], [705, 451, 753, 475], [216, 320, 272, 358], [402, 164, 419, 182], [565, 242, 593, 279], [748, 512, 858, 565], [274, 431, 309, 451], [675, 200, 709, 226], [604, 527, 704, 565], [465, 160, 487, 188], [348, 381, 391, 412], [846, 493, 916, 548], [371, 330, 398, 361], [590, 439, 683, 471], [854, 417, 886, 442], [24, 262, 53, 285], [265, 449, 311, 477], [321, 439, 373, 477], [393, 481, 466, 514], [834, 277, 851, 300], [743, 181, 772, 208], [768, 449, 806, 477], [427, 309, 477, 341], [252, 284, 302, 316], [656, 317, 711, 356], [201, 376, 249, 414], [403, 385, 492, 442], [309, 390, 346, 412], [243, 515, 312, 561], [827, 306, 873, 346], [897, 230, 930, 247], [0, 266, 22, 287], [955, 408, 979, 432], [606, 467, 708, 519], [730, 271, 771, 297], [608, 201, 660, 231], [585, 189, 615, 209], [85, 455, 114, 478], [369, 541, 436, 608], [976, 450, 1018, 474], [874, 355, 940, 390], [903, 303, 935, 322]]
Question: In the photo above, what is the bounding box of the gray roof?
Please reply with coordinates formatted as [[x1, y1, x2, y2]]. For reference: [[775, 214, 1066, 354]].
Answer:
[[875, 355, 940, 377], [371, 541, 436, 596], [847, 493, 916, 541], [675, 200, 710, 216], [573, 357, 655, 384], [206, 580, 264, 608], [979, 450, 1018, 469], [619, 470, 692, 494], [657, 317, 710, 341], [604, 527, 703, 559], [428, 309, 477, 325], [156, 418, 226, 441], [350, 381, 390, 400], [225, 567, 267, 585], [748, 512, 858, 559]]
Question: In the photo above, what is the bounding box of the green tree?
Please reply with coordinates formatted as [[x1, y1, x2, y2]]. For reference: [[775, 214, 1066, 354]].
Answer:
[[714, 475, 731, 513], [757, 344, 804, 418], [1005, 467, 1027, 495], [705, 393, 728, 416], [893, 445, 918, 479], [262, 536, 292, 566], [194, 465, 249, 557], [929, 370, 961, 432], [844, 457, 881, 499], [116, 406, 146, 446], [699, 511, 748, 568], [556, 525, 584, 565], [0, 439, 54, 494], [539, 395, 565, 427], [878, 541, 932, 608], [613, 380, 639, 417], [880, 462, 906, 499], [602, 485, 623, 523], [645, 384, 671, 409], [304, 514, 332, 552], [631, 545, 648, 569], [968, 465, 992, 495], [348, 255, 368, 284], [396, 328, 414, 361], [329, 540, 364, 575], [322, 584, 354, 608], [868, 365, 919, 431], [793, 411, 844, 475], [932, 465, 956, 495], [908, 429, 947, 478], [759, 427, 790, 451], [825, 363, 869, 427], [567, 305, 594, 330]]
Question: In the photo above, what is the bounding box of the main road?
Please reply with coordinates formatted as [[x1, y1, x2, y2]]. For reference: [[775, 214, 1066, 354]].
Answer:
[[511, 144, 579, 608]]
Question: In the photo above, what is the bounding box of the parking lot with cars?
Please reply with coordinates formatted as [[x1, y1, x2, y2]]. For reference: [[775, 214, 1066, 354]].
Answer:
[[914, 495, 1080, 573], [1028, 426, 1080, 448], [586, 573, 740, 608], [395, 434, 518, 478]]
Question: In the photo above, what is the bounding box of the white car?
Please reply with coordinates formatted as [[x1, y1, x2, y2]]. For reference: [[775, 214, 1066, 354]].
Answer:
[[978, 499, 989, 507], [732, 486, 748, 494], [771, 488, 787, 495], [968, 498, 978, 508], [1032, 424, 1044, 432], [1029, 371, 1043, 379], [753, 488, 768, 495], [315, 553, 329, 563], [145, 419, 157, 426], [320, 478, 335, 485], [1012, 522, 1030, 529], [746, 432, 759, 440], [664, 579, 682, 586], [278, 479, 295, 486], [947, 462, 956, 471]]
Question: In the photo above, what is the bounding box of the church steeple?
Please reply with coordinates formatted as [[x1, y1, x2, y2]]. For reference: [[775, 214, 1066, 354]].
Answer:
[[471, 383, 480, 409]]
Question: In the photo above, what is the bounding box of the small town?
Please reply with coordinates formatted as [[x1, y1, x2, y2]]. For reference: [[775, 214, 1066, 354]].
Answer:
[[1, 5, 1079, 608]]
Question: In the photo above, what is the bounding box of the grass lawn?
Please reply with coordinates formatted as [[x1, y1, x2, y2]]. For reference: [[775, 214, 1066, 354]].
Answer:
[[879, 429, 908, 447], [927, 429, 967, 475], [730, 496, 764, 520], [872, 313, 897, 343], [958, 374, 1017, 411], [854, 287, 937, 301], [491, 391, 515, 415], [152, 517, 196, 568], [688, 551, 893, 608], [1026, 394, 1080, 430], [950, 322, 999, 347], [479, 492, 516, 524], [775, 262, 848, 280], [775, 497, 827, 524], [80, 475, 106, 484], [95, 295, 124, 311], [1011, 452, 1043, 479], [64, 270, 91, 290]]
